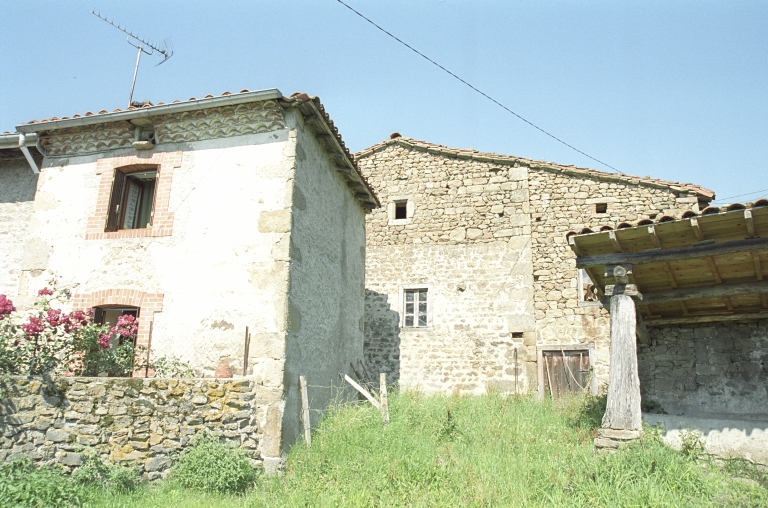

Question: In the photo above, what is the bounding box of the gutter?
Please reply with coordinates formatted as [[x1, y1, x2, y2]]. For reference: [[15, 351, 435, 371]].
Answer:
[[0, 132, 40, 174], [15, 88, 283, 134]]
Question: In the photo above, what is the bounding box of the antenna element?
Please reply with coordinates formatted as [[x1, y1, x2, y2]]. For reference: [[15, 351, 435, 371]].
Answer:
[[92, 11, 174, 107]]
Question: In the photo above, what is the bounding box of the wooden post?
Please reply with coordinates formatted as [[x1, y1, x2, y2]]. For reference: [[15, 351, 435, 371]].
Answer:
[[342, 374, 381, 409], [299, 375, 311, 447], [380, 373, 389, 427], [596, 264, 643, 449], [144, 321, 153, 378], [242, 326, 250, 376]]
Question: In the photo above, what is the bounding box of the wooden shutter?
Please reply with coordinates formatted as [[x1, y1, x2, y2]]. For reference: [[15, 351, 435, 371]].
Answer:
[[105, 169, 127, 232], [93, 307, 105, 325]]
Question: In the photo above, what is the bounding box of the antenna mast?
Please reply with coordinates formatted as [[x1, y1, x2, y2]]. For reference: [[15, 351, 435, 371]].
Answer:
[[92, 11, 174, 107]]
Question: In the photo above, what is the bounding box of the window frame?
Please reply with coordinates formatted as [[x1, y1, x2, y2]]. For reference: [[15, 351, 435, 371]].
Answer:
[[388, 195, 415, 226], [105, 166, 158, 233], [536, 343, 598, 399], [399, 284, 433, 329]]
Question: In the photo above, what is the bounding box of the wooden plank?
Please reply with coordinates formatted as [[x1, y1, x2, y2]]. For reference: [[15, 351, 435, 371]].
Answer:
[[640, 280, 768, 305], [663, 263, 678, 289], [380, 373, 390, 427], [343, 374, 381, 409], [242, 326, 250, 376], [706, 257, 723, 284], [608, 231, 622, 252], [648, 226, 661, 248], [753, 252, 764, 281], [691, 217, 704, 241], [645, 311, 768, 326], [300, 375, 311, 447], [575, 236, 768, 268]]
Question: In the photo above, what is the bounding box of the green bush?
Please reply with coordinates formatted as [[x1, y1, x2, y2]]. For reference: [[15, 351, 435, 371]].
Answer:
[[171, 434, 256, 493], [0, 458, 83, 508], [71, 449, 140, 493]]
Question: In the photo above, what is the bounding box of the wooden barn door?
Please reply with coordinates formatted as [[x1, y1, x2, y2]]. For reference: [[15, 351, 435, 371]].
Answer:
[[542, 349, 590, 398]]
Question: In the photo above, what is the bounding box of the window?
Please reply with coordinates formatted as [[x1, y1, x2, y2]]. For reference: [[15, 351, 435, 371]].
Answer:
[[537, 344, 597, 399], [595, 203, 608, 214], [106, 168, 157, 232], [399, 285, 432, 328], [578, 269, 601, 307], [94, 306, 139, 347], [395, 201, 407, 220]]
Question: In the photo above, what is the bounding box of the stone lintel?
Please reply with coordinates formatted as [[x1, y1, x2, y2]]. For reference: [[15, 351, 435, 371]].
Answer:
[[598, 428, 643, 440]]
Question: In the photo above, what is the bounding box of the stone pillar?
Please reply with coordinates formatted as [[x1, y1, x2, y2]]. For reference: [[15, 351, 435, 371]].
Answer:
[[595, 264, 643, 449]]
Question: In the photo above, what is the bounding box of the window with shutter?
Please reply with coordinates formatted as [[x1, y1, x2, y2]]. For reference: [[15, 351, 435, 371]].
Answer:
[[105, 168, 158, 232]]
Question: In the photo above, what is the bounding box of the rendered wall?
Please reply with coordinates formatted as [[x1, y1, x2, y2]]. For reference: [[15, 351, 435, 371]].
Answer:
[[358, 143, 536, 394], [0, 158, 38, 299], [279, 111, 366, 450], [16, 130, 294, 377], [0, 376, 264, 478], [639, 321, 768, 417]]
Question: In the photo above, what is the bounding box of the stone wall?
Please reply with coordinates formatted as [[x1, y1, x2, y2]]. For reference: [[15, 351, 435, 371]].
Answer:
[[358, 142, 536, 393], [0, 157, 38, 299], [358, 137, 711, 393], [639, 321, 768, 416], [0, 376, 268, 479], [528, 169, 700, 386]]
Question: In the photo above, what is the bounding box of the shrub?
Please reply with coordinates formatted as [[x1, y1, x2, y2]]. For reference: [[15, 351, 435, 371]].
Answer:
[[152, 355, 195, 378], [71, 449, 140, 493], [171, 434, 256, 493], [0, 458, 83, 508]]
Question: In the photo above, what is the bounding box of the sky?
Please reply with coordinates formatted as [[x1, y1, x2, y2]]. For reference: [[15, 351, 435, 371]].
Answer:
[[1, 1, 766, 203]]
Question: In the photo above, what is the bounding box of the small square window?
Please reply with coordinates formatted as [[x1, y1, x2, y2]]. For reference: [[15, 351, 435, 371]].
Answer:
[[395, 201, 407, 220], [595, 203, 608, 214], [512, 332, 523, 339], [106, 169, 157, 232], [402, 287, 429, 327]]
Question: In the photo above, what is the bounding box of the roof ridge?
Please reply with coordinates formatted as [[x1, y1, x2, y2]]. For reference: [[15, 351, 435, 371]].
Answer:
[[354, 135, 715, 199]]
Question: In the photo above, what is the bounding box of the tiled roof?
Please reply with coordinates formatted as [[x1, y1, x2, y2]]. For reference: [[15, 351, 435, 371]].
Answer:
[[8, 88, 379, 208], [355, 134, 715, 200]]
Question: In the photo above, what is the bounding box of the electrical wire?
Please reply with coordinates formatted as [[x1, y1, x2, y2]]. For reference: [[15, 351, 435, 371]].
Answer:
[[335, 0, 622, 174], [711, 187, 768, 203]]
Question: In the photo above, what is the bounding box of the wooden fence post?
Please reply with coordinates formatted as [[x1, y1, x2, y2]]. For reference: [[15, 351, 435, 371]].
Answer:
[[299, 375, 311, 447], [242, 326, 250, 376], [380, 373, 389, 427], [342, 374, 381, 409]]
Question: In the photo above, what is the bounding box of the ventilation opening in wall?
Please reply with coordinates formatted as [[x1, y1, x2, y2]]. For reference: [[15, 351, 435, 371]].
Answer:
[[595, 203, 608, 214], [512, 332, 523, 339], [395, 201, 407, 220]]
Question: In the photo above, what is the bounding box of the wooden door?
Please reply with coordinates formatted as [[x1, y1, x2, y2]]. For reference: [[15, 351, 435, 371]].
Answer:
[[542, 350, 590, 398]]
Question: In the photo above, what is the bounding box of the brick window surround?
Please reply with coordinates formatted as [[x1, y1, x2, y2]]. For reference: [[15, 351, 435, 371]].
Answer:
[[86, 151, 181, 240], [72, 289, 164, 355]]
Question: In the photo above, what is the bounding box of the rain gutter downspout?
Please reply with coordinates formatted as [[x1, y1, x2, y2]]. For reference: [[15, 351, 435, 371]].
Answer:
[[18, 133, 39, 174]]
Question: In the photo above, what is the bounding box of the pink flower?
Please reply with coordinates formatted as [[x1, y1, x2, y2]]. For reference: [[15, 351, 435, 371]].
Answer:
[[38, 288, 54, 296], [22, 317, 45, 336], [97, 334, 111, 349], [45, 309, 63, 327], [0, 295, 15, 319]]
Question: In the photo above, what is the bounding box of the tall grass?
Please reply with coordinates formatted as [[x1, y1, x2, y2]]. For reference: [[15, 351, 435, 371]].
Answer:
[[34, 391, 768, 507]]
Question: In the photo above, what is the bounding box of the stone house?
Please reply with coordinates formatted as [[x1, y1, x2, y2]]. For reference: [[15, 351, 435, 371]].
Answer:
[[356, 134, 715, 396], [0, 89, 378, 469]]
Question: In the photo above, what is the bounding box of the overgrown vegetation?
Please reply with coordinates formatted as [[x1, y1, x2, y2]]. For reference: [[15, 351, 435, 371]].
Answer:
[[171, 434, 256, 493], [0, 458, 84, 508], [71, 449, 141, 493], [2, 392, 765, 507]]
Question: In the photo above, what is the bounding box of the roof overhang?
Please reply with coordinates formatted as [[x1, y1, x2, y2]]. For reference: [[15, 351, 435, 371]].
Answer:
[[568, 201, 768, 326]]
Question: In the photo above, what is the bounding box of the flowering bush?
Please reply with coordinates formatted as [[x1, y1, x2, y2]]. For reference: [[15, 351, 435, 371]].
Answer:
[[0, 288, 141, 377]]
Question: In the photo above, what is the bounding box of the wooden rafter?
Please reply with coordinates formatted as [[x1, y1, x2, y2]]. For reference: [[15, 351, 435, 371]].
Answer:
[[690, 217, 704, 241], [753, 252, 764, 281], [706, 256, 723, 284], [640, 280, 768, 305], [575, 237, 768, 268], [745, 210, 755, 238], [648, 226, 661, 248], [645, 312, 768, 326], [608, 231, 622, 253]]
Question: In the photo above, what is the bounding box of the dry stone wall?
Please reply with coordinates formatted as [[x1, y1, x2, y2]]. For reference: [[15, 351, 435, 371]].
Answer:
[[359, 138, 710, 393], [359, 143, 536, 393], [638, 321, 768, 416], [0, 376, 269, 479], [528, 169, 702, 385]]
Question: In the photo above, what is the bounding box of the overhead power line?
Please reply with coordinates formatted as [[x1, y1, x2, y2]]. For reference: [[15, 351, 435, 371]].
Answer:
[[335, 0, 621, 174], [711, 187, 768, 203]]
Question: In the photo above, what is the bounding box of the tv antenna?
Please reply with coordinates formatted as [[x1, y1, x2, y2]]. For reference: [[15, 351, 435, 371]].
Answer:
[[92, 11, 174, 107]]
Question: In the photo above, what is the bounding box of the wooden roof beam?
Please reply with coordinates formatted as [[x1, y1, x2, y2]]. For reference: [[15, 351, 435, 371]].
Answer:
[[690, 217, 704, 241], [608, 231, 622, 253], [575, 236, 768, 268], [762, 294, 768, 309], [647, 226, 661, 248], [706, 256, 723, 284], [645, 312, 768, 326], [745, 210, 755, 238], [640, 280, 768, 305]]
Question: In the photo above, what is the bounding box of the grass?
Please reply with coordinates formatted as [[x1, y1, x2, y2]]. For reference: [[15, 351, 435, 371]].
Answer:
[[5, 391, 767, 507]]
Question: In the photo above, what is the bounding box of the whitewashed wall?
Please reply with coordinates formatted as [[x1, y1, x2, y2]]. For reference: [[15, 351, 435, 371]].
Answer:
[[0, 158, 38, 300]]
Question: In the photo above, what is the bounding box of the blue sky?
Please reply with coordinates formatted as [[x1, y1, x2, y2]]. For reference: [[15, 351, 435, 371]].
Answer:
[[1, 1, 766, 203]]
